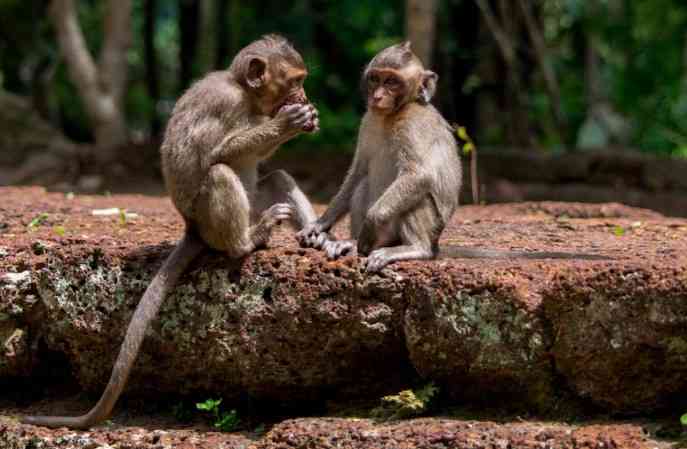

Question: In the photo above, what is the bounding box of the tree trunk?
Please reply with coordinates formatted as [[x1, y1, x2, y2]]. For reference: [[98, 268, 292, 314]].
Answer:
[[144, 0, 161, 136], [197, 0, 217, 74], [49, 0, 131, 162], [405, 0, 438, 66], [178, 0, 200, 92]]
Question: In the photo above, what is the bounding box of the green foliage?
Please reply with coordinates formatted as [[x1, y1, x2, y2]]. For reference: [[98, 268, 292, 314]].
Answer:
[[613, 225, 626, 237], [196, 398, 240, 432], [371, 383, 439, 421], [118, 208, 128, 227], [455, 126, 476, 155], [1, 0, 686, 154], [27, 213, 49, 231], [681, 413, 687, 426]]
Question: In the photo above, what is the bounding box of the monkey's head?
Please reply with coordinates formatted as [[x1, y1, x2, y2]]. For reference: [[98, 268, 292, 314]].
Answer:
[[362, 41, 438, 115], [229, 34, 310, 117]]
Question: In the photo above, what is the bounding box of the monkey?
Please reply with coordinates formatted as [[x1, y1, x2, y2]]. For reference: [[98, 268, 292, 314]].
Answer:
[[297, 42, 607, 272], [22, 34, 320, 429]]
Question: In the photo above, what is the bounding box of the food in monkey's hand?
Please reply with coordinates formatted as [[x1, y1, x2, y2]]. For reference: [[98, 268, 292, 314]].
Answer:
[[279, 91, 317, 132]]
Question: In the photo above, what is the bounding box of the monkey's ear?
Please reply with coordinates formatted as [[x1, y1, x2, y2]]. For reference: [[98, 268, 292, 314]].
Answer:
[[418, 70, 438, 104], [246, 57, 267, 89], [401, 41, 412, 51]]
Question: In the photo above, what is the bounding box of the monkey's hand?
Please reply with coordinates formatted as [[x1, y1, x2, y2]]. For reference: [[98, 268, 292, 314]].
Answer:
[[276, 103, 319, 135], [365, 248, 392, 273], [296, 220, 329, 248], [323, 239, 356, 260]]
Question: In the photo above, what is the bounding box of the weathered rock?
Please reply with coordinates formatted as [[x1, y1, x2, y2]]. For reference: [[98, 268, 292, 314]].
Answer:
[[544, 265, 687, 412], [0, 416, 666, 449], [255, 418, 660, 449], [404, 268, 554, 410], [1, 187, 686, 414]]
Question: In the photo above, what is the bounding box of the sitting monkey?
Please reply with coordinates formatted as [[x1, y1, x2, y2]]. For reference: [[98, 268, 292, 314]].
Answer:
[[298, 42, 606, 272], [23, 34, 320, 429], [298, 42, 458, 272]]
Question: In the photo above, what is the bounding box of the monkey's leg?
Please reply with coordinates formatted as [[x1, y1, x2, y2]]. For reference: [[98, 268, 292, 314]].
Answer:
[[256, 169, 316, 229], [196, 165, 291, 257], [364, 199, 438, 273]]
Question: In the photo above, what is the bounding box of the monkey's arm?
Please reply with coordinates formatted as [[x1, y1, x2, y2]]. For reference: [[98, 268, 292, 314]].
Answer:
[[296, 150, 367, 248], [208, 119, 294, 165], [208, 103, 313, 165], [317, 152, 368, 230], [366, 170, 431, 224]]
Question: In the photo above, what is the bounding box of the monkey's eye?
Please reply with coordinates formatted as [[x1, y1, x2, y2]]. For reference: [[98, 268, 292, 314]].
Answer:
[[369, 74, 380, 84], [384, 78, 400, 88]]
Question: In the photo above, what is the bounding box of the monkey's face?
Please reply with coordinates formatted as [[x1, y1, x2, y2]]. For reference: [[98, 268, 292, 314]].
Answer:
[[364, 68, 412, 115], [269, 63, 309, 116], [244, 55, 309, 116]]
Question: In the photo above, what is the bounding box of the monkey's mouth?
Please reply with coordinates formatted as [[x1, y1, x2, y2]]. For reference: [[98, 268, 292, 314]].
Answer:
[[274, 91, 309, 116], [369, 102, 392, 113]]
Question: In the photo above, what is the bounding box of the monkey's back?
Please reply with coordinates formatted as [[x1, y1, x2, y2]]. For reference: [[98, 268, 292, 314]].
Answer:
[[419, 105, 462, 222], [160, 72, 245, 219]]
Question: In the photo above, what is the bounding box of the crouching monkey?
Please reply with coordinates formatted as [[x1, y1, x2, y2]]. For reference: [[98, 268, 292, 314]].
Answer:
[[23, 34, 319, 429]]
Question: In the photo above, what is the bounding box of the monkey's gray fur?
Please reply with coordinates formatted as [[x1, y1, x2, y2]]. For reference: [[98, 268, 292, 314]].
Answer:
[[22, 34, 319, 429], [299, 42, 606, 271]]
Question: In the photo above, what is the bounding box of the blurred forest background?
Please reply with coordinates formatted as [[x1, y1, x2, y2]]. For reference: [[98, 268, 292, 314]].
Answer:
[[0, 0, 686, 214]]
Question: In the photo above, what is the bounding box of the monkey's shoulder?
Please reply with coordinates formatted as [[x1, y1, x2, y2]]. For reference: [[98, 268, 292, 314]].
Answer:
[[384, 104, 454, 146], [174, 71, 246, 118], [391, 103, 446, 130]]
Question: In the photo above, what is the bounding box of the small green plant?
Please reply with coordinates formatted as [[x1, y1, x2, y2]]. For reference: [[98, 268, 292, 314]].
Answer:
[[681, 412, 687, 426], [53, 225, 66, 237], [613, 225, 626, 236], [27, 213, 49, 231], [454, 125, 480, 204], [196, 398, 240, 432], [455, 126, 476, 156], [371, 383, 439, 421], [118, 208, 128, 226]]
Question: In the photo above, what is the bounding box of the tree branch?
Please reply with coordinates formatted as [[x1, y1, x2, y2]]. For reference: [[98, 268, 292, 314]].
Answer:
[[515, 0, 565, 132], [49, 0, 100, 113], [474, 0, 515, 67]]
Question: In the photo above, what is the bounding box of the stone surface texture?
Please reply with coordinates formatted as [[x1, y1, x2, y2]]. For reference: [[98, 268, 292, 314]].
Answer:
[[1, 187, 686, 421]]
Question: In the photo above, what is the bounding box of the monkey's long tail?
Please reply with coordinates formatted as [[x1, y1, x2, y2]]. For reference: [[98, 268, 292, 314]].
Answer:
[[439, 245, 610, 260], [21, 231, 205, 429]]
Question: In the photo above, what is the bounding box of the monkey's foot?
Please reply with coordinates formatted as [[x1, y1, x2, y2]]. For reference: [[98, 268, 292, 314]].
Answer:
[[323, 239, 356, 260]]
